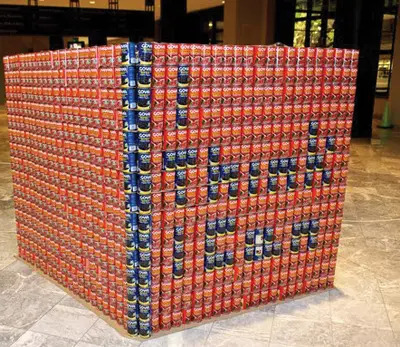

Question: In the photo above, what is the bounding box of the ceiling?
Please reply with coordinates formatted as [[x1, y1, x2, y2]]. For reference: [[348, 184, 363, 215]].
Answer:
[[0, 0, 223, 12]]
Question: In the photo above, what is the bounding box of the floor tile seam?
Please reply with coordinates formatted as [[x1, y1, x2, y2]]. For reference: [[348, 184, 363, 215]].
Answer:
[[74, 317, 100, 346], [203, 321, 214, 346], [377, 283, 398, 341], [12, 292, 67, 332], [9, 329, 76, 347]]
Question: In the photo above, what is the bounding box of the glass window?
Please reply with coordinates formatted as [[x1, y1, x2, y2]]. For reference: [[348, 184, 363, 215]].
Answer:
[[376, 4, 398, 95], [293, 0, 336, 48]]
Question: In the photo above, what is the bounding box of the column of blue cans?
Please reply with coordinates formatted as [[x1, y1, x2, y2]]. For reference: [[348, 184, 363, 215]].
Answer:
[[121, 42, 152, 338]]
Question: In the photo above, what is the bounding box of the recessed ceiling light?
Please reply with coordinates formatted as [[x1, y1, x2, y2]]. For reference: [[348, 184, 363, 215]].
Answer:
[[222, 0, 225, 3], [89, 1, 95, 3]]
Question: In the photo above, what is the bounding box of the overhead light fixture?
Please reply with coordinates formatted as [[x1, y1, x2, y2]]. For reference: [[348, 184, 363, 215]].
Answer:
[[222, 0, 225, 3], [89, 1, 95, 3], [208, 21, 213, 28]]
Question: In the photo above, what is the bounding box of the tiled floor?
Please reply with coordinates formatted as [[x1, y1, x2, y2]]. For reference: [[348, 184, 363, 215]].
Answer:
[[1, 106, 400, 346]]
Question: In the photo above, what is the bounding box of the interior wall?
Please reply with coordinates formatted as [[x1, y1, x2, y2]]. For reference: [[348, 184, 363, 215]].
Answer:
[[223, 0, 275, 45], [0, 36, 49, 105]]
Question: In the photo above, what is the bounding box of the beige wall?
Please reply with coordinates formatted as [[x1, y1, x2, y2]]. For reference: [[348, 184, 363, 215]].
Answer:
[[374, 97, 387, 118], [223, 0, 275, 45], [0, 36, 49, 105], [389, 4, 400, 125]]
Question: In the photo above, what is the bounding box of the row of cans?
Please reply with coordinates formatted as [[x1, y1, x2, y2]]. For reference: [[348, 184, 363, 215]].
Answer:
[[4, 64, 358, 89], [4, 43, 359, 71], [4, 86, 357, 111]]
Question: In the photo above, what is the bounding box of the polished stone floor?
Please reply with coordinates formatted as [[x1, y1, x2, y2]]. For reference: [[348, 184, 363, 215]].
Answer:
[[1, 106, 400, 346]]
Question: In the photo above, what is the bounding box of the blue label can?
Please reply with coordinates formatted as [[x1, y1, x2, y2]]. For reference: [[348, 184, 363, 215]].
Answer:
[[308, 138, 317, 154], [138, 194, 151, 214], [249, 179, 259, 196], [122, 88, 136, 110], [250, 161, 260, 178], [163, 151, 176, 171], [121, 42, 137, 66], [127, 283, 137, 302], [268, 176, 277, 193], [177, 88, 188, 108], [208, 184, 219, 202], [309, 120, 319, 137], [217, 218, 226, 236], [137, 65, 152, 88], [291, 236, 300, 252], [208, 146, 220, 166], [244, 245, 254, 262], [127, 267, 137, 284], [226, 217, 236, 234], [175, 169, 187, 188], [137, 111, 151, 132], [120, 65, 136, 88], [137, 42, 152, 65], [323, 170, 332, 185], [278, 158, 289, 175], [292, 222, 302, 237], [315, 154, 324, 171], [175, 149, 187, 169], [269, 159, 279, 175], [136, 88, 151, 110], [289, 157, 297, 173], [138, 153, 151, 173], [230, 163, 239, 181], [174, 225, 184, 242], [186, 148, 197, 167], [205, 252, 215, 272], [123, 110, 136, 131], [138, 269, 151, 287], [173, 259, 184, 278], [138, 231, 151, 251], [123, 132, 137, 153], [127, 318, 138, 336], [287, 174, 296, 191], [263, 241, 273, 258], [206, 219, 217, 237], [137, 132, 151, 153], [205, 236, 216, 253], [220, 164, 231, 183], [139, 250, 151, 269], [228, 181, 238, 199], [138, 174, 152, 194], [178, 65, 189, 86], [306, 155, 316, 171], [138, 214, 151, 232], [301, 221, 310, 235], [326, 136, 336, 152], [208, 166, 220, 184], [138, 286, 150, 304], [215, 252, 224, 269], [176, 189, 187, 207], [176, 108, 188, 129], [225, 250, 234, 266]]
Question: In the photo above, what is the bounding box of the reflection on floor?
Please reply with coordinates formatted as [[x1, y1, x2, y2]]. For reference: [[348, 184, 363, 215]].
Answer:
[[1, 107, 400, 346]]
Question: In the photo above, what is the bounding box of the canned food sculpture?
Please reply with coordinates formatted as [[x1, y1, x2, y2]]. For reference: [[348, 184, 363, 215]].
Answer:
[[3, 42, 358, 338]]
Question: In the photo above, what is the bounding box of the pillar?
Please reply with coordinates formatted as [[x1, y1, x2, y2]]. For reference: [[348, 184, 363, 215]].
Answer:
[[335, 0, 385, 138], [389, 4, 400, 125]]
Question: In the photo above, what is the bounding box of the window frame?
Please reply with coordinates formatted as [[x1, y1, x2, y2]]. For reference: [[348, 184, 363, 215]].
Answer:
[[376, 3, 399, 97], [293, 0, 336, 48]]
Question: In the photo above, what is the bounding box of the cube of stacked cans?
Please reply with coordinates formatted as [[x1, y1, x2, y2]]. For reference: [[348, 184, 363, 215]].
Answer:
[[3, 42, 358, 339]]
